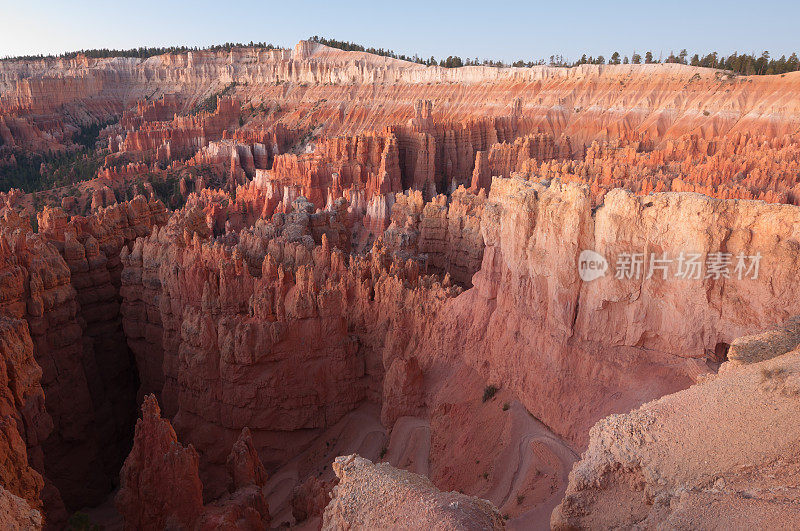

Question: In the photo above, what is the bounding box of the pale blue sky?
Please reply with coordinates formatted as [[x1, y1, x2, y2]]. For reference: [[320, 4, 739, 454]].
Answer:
[[1, 0, 797, 62]]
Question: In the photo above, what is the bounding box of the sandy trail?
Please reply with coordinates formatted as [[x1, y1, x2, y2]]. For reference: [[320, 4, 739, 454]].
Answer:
[[263, 403, 387, 527], [482, 402, 577, 530], [384, 416, 431, 476]]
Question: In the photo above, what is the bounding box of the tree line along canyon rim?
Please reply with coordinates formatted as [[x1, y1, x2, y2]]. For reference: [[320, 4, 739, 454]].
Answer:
[[1, 35, 800, 530]]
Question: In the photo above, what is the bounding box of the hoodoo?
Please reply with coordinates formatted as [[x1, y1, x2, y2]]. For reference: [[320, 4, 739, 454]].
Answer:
[[2, 22, 800, 530]]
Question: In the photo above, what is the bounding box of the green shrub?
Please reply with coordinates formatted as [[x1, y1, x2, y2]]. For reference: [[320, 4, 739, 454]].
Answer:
[[67, 511, 100, 531], [482, 385, 498, 402]]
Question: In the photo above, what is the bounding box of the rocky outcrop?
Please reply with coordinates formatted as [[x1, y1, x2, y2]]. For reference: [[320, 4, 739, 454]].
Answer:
[[227, 427, 268, 492], [321, 454, 505, 530], [725, 315, 800, 369], [552, 318, 800, 529], [0, 485, 43, 530]]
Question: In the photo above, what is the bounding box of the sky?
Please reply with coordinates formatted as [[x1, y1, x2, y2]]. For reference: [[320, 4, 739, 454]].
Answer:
[[1, 0, 798, 63]]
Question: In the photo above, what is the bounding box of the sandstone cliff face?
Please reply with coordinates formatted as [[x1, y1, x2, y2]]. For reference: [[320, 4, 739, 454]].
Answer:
[[429, 177, 800, 447], [37, 197, 169, 490], [0, 223, 102, 511], [321, 454, 505, 530], [4, 42, 800, 148], [0, 196, 167, 522], [0, 317, 51, 509], [552, 317, 800, 529]]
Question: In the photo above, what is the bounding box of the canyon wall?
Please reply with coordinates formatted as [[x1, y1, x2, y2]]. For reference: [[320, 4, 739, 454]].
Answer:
[[5, 40, 800, 231], [4, 42, 800, 143], [0, 196, 167, 524], [0, 316, 51, 511], [118, 191, 461, 498], [110, 175, 800, 527], [426, 177, 800, 446]]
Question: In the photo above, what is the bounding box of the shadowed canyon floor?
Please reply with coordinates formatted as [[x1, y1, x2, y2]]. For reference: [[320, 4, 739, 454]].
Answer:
[[1, 40, 800, 529]]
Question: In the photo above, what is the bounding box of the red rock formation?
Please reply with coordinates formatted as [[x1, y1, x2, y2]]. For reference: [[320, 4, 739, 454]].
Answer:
[[0, 317, 51, 510], [36, 197, 168, 486], [117, 395, 270, 530], [118, 197, 450, 492], [384, 186, 485, 286], [6, 40, 800, 528], [256, 130, 405, 213], [118, 94, 182, 130], [116, 395, 204, 530], [112, 175, 800, 526], [528, 133, 800, 206], [227, 427, 268, 491], [430, 177, 800, 447], [6, 43, 800, 146], [114, 97, 241, 162], [321, 454, 505, 529], [470, 150, 491, 193], [231, 123, 300, 169], [7, 43, 800, 220], [0, 196, 169, 522], [0, 223, 104, 510]]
